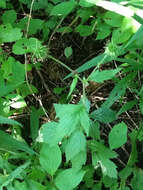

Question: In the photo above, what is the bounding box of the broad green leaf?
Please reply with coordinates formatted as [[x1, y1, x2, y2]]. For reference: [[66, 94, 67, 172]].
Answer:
[[1, 161, 30, 189], [0, 116, 22, 127], [91, 106, 117, 123], [75, 24, 93, 36], [112, 28, 133, 44], [89, 121, 100, 140], [54, 104, 83, 135], [28, 19, 44, 35], [27, 180, 47, 190], [71, 151, 86, 170], [64, 46, 73, 58], [50, 1, 76, 16], [67, 76, 78, 99], [96, 23, 111, 40], [12, 38, 29, 55], [65, 131, 86, 162], [88, 68, 121, 83], [131, 168, 143, 190], [2, 10, 17, 24], [55, 168, 85, 190], [91, 141, 117, 178], [109, 122, 127, 149], [13, 38, 47, 58], [0, 24, 22, 43], [103, 11, 123, 27], [40, 143, 61, 176], [0, 130, 35, 154], [38, 122, 64, 146]]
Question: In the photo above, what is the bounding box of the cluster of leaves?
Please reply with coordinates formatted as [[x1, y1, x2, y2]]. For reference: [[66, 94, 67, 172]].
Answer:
[[1, 0, 143, 189]]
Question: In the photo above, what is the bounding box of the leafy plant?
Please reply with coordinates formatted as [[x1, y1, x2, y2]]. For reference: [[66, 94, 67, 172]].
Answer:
[[0, 0, 143, 189]]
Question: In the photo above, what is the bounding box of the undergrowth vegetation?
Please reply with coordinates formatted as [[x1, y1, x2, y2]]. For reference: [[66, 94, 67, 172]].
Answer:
[[1, 0, 143, 189]]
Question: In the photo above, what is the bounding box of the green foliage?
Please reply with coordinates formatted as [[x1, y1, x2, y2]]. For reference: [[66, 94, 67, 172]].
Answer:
[[0, 0, 143, 189]]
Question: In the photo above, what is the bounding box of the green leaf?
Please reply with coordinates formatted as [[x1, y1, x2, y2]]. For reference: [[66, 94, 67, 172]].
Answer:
[[2, 10, 17, 24], [64, 46, 73, 58], [1, 161, 30, 189], [88, 68, 121, 83], [65, 131, 86, 162], [131, 168, 143, 190], [103, 11, 123, 27], [55, 168, 85, 190], [67, 76, 78, 98], [89, 121, 100, 140], [30, 107, 45, 141], [0, 24, 22, 43], [38, 122, 64, 146], [40, 143, 61, 176], [0, 0, 6, 8], [27, 180, 47, 190], [96, 23, 111, 40], [75, 25, 93, 36], [0, 130, 35, 154], [50, 1, 76, 17], [12, 38, 46, 58], [71, 151, 86, 170], [112, 28, 133, 44], [109, 122, 127, 149], [91, 106, 117, 123], [91, 141, 117, 178], [79, 0, 95, 7], [0, 116, 22, 127], [64, 53, 114, 79], [117, 100, 137, 116], [79, 107, 90, 135]]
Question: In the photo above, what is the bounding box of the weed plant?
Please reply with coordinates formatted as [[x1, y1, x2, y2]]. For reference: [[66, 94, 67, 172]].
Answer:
[[0, 0, 143, 189]]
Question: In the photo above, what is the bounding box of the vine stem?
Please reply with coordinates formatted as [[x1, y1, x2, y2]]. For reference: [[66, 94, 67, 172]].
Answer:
[[24, 0, 50, 119]]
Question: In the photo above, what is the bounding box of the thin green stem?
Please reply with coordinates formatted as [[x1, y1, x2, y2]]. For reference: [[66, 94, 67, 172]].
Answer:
[[47, 54, 83, 82]]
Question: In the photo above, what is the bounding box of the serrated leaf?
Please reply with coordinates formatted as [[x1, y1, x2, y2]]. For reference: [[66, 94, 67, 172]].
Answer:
[[117, 100, 137, 116], [88, 68, 121, 83], [91, 141, 117, 178], [64, 46, 73, 58], [50, 1, 76, 16], [65, 131, 86, 162], [55, 168, 85, 190], [109, 122, 127, 149], [0, 24, 22, 43], [2, 10, 17, 24], [40, 143, 61, 176], [91, 106, 117, 123], [80, 107, 90, 135], [0, 130, 35, 154]]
